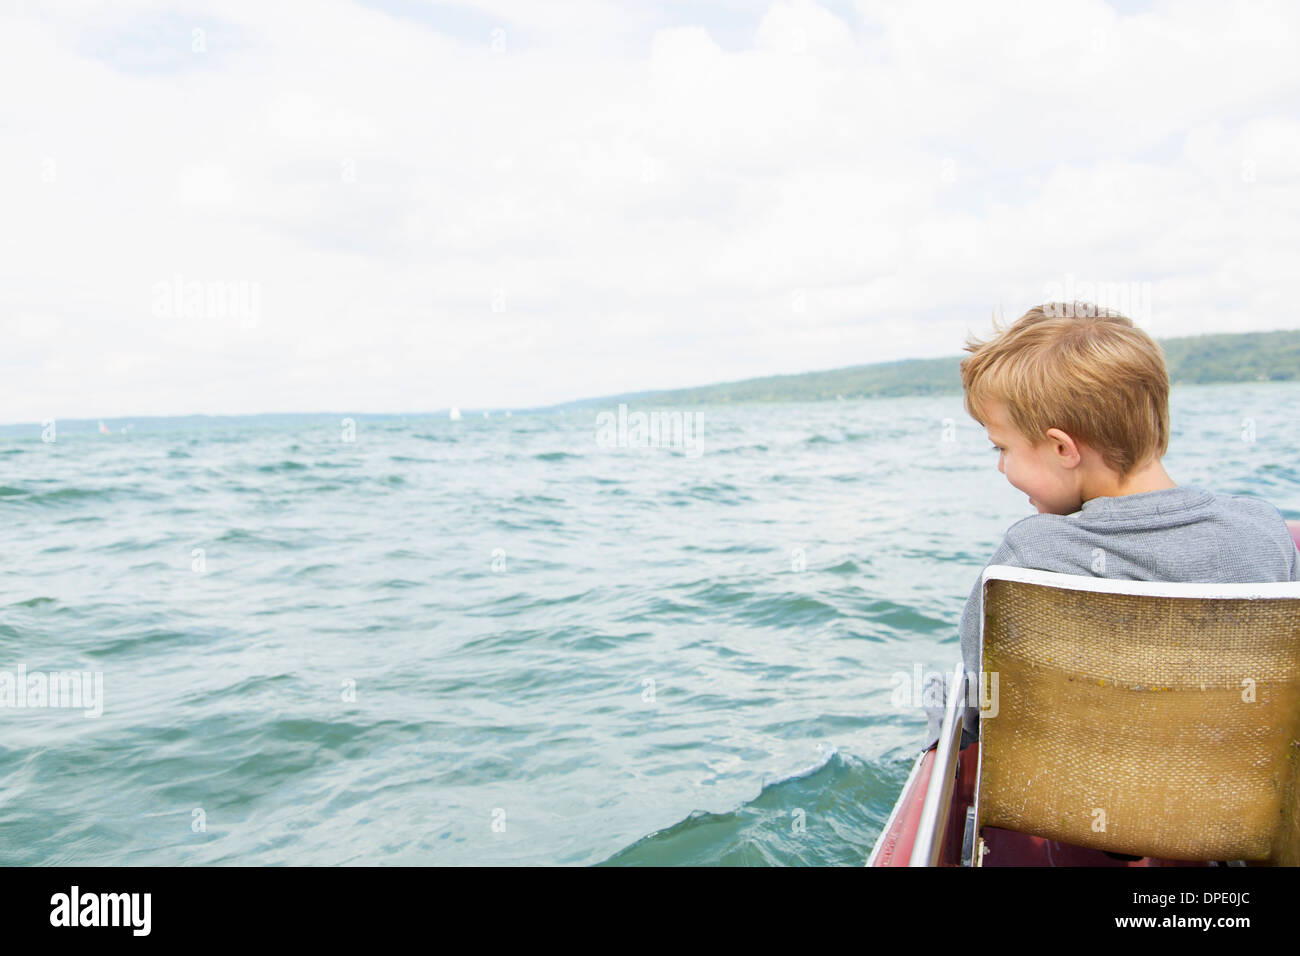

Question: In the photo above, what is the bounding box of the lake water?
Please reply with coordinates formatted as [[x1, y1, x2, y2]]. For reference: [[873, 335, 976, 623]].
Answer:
[[2, 382, 1298, 865]]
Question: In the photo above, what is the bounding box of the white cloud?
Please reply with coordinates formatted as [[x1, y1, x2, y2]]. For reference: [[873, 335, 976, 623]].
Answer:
[[2, 0, 1299, 423]]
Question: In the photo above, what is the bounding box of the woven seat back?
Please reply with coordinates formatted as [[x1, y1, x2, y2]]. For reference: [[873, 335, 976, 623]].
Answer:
[[976, 575, 1300, 863]]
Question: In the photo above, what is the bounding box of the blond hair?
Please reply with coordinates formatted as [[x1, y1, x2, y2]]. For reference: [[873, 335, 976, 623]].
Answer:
[[960, 302, 1170, 480]]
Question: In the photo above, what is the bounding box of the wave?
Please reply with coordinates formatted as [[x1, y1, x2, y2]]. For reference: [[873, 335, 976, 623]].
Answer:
[[664, 483, 750, 505], [215, 528, 292, 550], [8, 486, 164, 508], [512, 494, 567, 505], [714, 443, 769, 455], [371, 578, 422, 589], [597, 749, 890, 866], [825, 558, 863, 574], [87, 628, 223, 659], [684, 582, 841, 628]]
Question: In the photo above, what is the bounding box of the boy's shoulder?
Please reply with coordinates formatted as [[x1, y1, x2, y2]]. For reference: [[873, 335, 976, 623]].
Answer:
[[992, 486, 1298, 578], [996, 512, 1077, 564], [1002, 487, 1288, 538], [1213, 489, 1291, 524], [1174, 485, 1293, 538], [1209, 490, 1299, 560]]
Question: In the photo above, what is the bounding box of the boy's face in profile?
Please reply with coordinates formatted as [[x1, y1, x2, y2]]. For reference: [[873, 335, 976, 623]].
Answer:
[[983, 401, 1084, 516]]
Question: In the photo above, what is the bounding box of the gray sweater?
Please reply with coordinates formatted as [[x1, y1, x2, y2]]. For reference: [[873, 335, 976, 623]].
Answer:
[[956, 485, 1300, 743]]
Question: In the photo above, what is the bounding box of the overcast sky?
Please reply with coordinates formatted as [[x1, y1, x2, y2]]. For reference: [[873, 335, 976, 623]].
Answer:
[[4, 0, 1300, 423]]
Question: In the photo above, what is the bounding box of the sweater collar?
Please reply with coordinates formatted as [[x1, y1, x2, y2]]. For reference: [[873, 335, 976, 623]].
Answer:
[[1079, 485, 1214, 516]]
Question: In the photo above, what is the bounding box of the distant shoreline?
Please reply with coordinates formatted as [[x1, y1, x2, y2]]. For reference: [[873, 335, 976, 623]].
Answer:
[[7, 329, 1299, 429], [547, 328, 1300, 411]]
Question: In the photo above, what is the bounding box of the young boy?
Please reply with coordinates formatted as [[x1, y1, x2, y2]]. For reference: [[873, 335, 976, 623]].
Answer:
[[925, 302, 1300, 750]]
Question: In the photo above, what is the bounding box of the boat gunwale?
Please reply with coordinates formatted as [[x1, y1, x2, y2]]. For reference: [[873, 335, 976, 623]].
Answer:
[[865, 748, 930, 866]]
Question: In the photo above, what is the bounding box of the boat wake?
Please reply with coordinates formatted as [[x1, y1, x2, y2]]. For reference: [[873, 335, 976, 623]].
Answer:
[[596, 748, 906, 866]]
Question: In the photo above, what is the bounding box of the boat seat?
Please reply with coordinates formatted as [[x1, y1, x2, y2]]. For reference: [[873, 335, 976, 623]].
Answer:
[[972, 566, 1300, 866]]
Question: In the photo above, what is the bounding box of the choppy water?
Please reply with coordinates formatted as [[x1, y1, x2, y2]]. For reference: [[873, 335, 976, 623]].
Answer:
[[2, 383, 1298, 866]]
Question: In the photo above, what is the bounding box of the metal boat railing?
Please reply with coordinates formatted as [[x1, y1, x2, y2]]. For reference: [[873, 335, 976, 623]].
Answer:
[[909, 660, 965, 866]]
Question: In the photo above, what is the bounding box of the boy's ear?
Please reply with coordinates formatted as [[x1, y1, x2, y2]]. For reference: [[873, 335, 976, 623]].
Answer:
[[1044, 427, 1082, 465]]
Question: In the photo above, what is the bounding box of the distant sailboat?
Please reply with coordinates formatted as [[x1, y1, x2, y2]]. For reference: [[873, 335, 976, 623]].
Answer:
[[98, 420, 110, 435], [449, 407, 462, 421]]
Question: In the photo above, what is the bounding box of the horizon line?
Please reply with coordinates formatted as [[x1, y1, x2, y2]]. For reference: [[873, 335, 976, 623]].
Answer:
[[9, 325, 1298, 429]]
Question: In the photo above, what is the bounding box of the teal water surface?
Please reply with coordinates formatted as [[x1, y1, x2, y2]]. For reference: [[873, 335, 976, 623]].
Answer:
[[2, 383, 1298, 865]]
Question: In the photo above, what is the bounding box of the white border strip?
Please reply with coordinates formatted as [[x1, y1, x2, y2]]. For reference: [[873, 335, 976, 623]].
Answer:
[[982, 565, 1300, 601]]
